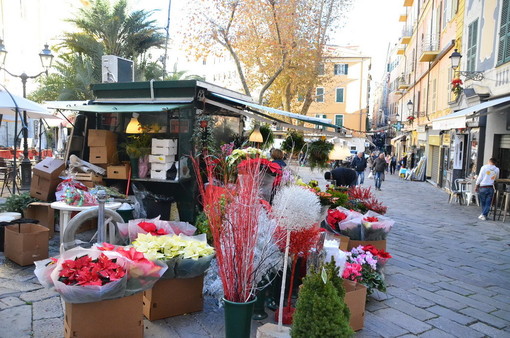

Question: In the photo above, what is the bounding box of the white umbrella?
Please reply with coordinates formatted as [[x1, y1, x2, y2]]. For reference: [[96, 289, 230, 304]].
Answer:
[[0, 89, 60, 120], [0, 88, 61, 194]]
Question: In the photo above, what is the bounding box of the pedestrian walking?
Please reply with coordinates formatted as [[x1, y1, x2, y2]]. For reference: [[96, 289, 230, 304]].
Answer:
[[351, 151, 367, 185], [373, 153, 387, 191], [390, 154, 397, 175], [367, 152, 375, 172], [475, 158, 500, 221], [385, 154, 392, 173], [271, 148, 287, 168]]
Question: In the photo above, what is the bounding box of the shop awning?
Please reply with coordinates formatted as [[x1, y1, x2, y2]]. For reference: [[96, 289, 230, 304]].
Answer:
[[391, 134, 406, 145], [211, 92, 341, 130], [432, 95, 510, 130], [44, 103, 191, 113]]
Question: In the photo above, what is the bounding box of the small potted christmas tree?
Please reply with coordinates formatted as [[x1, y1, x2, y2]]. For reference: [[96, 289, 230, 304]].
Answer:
[[291, 260, 353, 337]]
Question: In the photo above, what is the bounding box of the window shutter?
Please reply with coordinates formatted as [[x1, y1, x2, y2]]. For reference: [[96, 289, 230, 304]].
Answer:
[[336, 88, 344, 102], [467, 20, 478, 71], [335, 115, 344, 127], [498, 0, 510, 64], [316, 88, 324, 102]]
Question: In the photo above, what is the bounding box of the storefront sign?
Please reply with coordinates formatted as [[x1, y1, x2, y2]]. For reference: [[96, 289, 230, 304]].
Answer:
[[442, 134, 451, 146], [429, 135, 441, 146]]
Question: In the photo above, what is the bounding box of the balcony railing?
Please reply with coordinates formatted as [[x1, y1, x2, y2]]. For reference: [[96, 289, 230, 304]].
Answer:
[[400, 26, 413, 44], [419, 35, 440, 62]]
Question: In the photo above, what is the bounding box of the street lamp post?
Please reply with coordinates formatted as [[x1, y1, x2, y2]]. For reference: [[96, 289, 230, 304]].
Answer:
[[0, 40, 54, 190], [449, 49, 484, 81]]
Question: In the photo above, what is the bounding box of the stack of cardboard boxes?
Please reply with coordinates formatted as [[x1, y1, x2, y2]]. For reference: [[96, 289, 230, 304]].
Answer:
[[149, 139, 177, 180], [30, 157, 66, 201], [88, 130, 118, 166]]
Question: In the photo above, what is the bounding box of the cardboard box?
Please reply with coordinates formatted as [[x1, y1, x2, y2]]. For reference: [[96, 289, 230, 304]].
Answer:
[[4, 223, 49, 266], [32, 157, 65, 180], [151, 162, 174, 171], [148, 154, 175, 164], [23, 202, 55, 239], [64, 293, 143, 338], [343, 280, 367, 331], [87, 129, 118, 147], [347, 239, 386, 252], [150, 169, 167, 180], [107, 163, 131, 180], [151, 146, 177, 156], [30, 174, 61, 201], [89, 145, 118, 164], [152, 138, 177, 148], [143, 275, 204, 320]]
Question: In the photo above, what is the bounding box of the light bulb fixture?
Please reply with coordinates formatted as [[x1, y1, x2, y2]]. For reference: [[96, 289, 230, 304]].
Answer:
[[126, 113, 142, 133], [0, 39, 6, 66], [329, 141, 351, 160], [249, 125, 263, 143], [407, 100, 414, 113], [39, 44, 54, 70], [449, 48, 484, 81]]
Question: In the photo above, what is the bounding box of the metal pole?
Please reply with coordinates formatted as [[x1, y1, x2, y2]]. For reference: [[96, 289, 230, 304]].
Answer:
[[96, 190, 107, 243], [37, 119, 42, 162], [20, 73, 32, 190]]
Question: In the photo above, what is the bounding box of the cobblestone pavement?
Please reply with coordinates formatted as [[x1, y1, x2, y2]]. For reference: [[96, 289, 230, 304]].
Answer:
[[0, 166, 509, 337]]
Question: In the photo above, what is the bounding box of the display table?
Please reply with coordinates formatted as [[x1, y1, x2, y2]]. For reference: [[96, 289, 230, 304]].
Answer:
[[50, 201, 121, 243]]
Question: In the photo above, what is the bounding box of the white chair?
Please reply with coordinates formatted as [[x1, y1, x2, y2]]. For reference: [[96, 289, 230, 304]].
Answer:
[[448, 179, 464, 204], [464, 180, 480, 206]]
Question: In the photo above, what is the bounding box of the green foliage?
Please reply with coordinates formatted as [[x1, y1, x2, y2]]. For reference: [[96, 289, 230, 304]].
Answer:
[[291, 260, 353, 338], [192, 115, 217, 155], [0, 193, 39, 215], [122, 126, 152, 158], [259, 124, 274, 150], [281, 131, 305, 156], [307, 139, 334, 170], [194, 211, 212, 244]]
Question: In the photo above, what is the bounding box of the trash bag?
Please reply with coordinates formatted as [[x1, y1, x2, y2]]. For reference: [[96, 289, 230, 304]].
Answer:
[[131, 183, 174, 220]]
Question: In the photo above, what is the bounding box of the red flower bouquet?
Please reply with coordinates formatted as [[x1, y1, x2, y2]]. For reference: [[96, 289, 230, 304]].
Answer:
[[361, 211, 395, 240], [117, 217, 197, 242], [58, 253, 125, 286], [326, 209, 348, 231], [137, 221, 169, 236], [451, 78, 463, 95], [35, 245, 167, 303]]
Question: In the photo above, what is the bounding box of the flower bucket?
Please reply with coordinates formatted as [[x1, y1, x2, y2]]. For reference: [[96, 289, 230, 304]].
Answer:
[[223, 296, 257, 338]]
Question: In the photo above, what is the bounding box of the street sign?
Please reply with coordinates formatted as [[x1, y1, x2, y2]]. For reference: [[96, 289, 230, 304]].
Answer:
[[393, 122, 403, 131]]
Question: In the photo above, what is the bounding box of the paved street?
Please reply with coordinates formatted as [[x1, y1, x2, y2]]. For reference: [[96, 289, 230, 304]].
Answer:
[[0, 167, 509, 337]]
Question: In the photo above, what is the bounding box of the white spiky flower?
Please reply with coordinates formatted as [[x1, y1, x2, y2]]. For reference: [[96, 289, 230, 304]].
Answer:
[[272, 185, 321, 231]]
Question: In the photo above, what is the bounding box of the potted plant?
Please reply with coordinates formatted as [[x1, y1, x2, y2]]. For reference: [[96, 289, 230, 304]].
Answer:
[[307, 139, 334, 170], [451, 78, 463, 96], [123, 127, 152, 178]]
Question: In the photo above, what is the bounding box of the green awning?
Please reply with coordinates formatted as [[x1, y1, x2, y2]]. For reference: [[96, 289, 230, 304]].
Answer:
[[46, 103, 191, 113], [211, 92, 342, 130]]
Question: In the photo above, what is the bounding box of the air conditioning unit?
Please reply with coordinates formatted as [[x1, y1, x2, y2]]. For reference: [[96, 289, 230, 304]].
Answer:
[[101, 55, 134, 83]]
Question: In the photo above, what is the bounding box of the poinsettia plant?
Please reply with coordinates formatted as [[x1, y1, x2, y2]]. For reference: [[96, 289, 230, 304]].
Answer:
[[451, 78, 463, 95], [58, 253, 125, 286]]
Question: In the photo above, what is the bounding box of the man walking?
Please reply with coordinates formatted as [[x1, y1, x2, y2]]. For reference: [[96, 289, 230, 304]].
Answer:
[[351, 152, 367, 185], [475, 158, 500, 221], [373, 153, 387, 191]]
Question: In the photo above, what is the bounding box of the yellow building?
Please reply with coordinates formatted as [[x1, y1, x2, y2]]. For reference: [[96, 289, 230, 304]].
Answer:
[[306, 46, 371, 139]]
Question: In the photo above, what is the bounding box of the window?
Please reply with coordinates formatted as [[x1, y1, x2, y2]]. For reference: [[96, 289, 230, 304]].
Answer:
[[498, 0, 510, 65], [315, 114, 327, 129], [317, 63, 325, 75], [335, 115, 344, 127], [467, 19, 479, 71], [316, 87, 324, 102], [334, 64, 348, 75], [297, 94, 304, 102], [335, 88, 345, 103]]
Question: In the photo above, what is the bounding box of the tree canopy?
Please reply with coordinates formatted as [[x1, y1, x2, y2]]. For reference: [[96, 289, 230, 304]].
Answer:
[[184, 0, 351, 115]]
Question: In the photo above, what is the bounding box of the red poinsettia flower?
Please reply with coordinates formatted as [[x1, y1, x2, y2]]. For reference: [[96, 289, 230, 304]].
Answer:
[[362, 244, 379, 256], [138, 222, 168, 236], [326, 209, 347, 228], [451, 78, 463, 86], [58, 253, 125, 286], [363, 216, 379, 223], [375, 249, 392, 259]]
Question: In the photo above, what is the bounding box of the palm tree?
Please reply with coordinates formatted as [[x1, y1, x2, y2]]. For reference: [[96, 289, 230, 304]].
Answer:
[[31, 0, 165, 100]]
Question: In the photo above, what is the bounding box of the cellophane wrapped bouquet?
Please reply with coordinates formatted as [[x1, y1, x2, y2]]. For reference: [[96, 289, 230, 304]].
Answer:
[[132, 233, 215, 279], [324, 207, 364, 240], [361, 211, 394, 241], [34, 244, 167, 303], [55, 179, 97, 206], [117, 217, 197, 242]]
